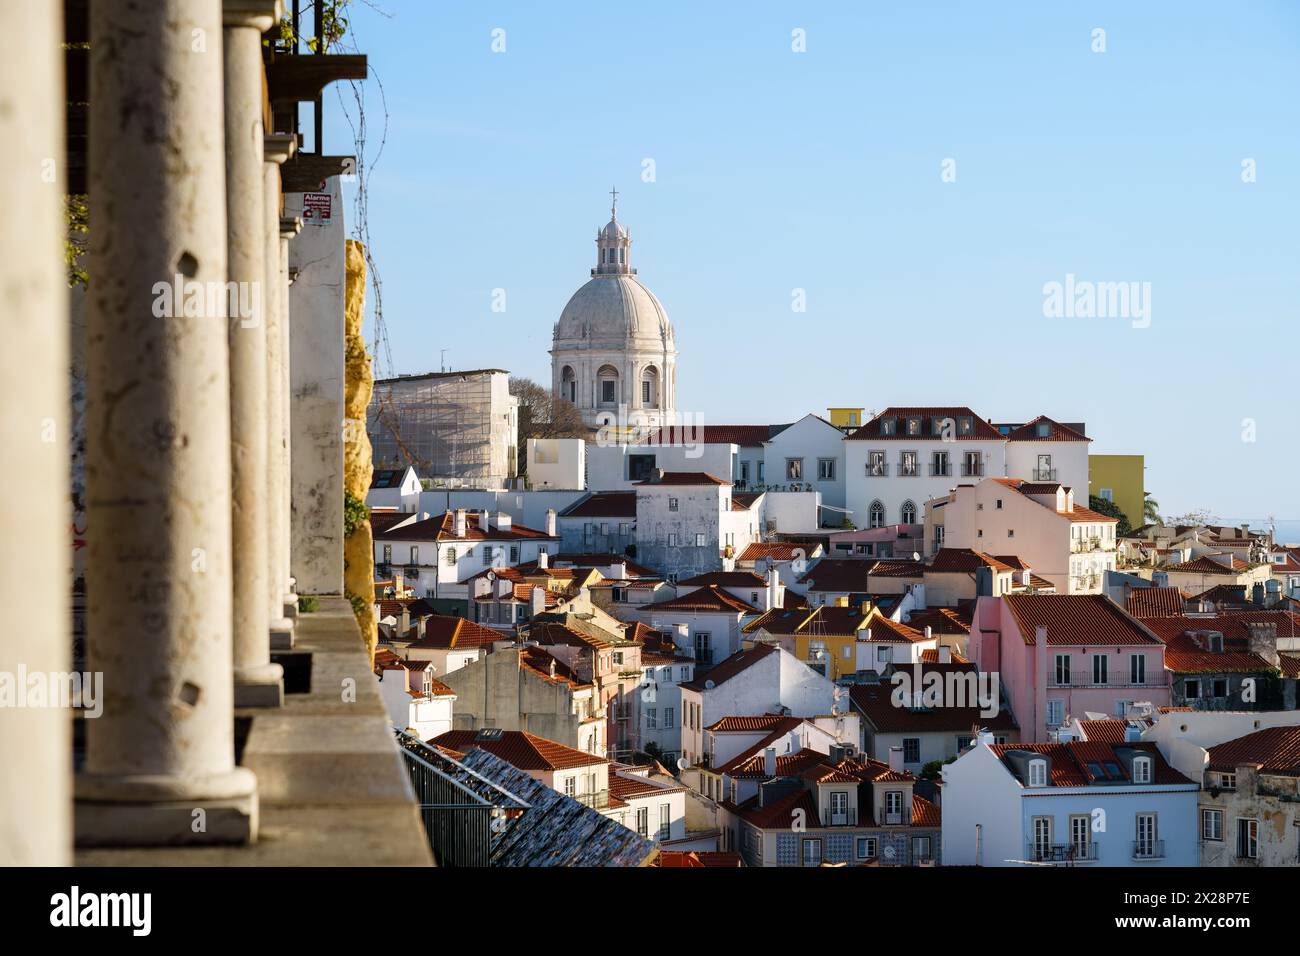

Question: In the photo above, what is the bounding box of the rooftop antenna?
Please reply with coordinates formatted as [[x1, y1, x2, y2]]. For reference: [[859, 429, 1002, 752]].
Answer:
[[440, 349, 448, 373]]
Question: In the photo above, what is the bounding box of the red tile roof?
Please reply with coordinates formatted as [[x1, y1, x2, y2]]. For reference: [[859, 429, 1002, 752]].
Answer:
[[718, 744, 828, 779], [559, 491, 637, 518], [407, 615, 505, 650], [869, 559, 927, 578], [1077, 719, 1131, 743], [678, 571, 767, 589], [849, 681, 1017, 733], [1207, 727, 1300, 775], [1126, 587, 1186, 618], [634, 471, 731, 486], [1168, 555, 1254, 575], [641, 585, 759, 614], [429, 729, 608, 772], [989, 741, 1193, 786], [681, 642, 778, 691], [744, 605, 870, 638], [638, 424, 788, 447], [929, 548, 1015, 573], [919, 647, 972, 663], [1003, 416, 1091, 442], [738, 542, 809, 562], [1003, 594, 1162, 647], [706, 715, 793, 733], [863, 616, 929, 643], [798, 559, 874, 592], [845, 407, 1001, 441], [608, 770, 687, 801], [1137, 612, 1293, 674], [907, 608, 973, 635], [377, 510, 557, 542]]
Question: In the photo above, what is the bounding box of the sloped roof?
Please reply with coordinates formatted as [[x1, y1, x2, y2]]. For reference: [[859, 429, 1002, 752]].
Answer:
[[559, 491, 637, 518], [378, 510, 557, 542], [1004, 594, 1162, 647], [430, 729, 607, 772], [634, 471, 731, 486], [681, 642, 779, 691], [989, 742, 1193, 786], [738, 542, 811, 562], [929, 548, 1015, 573], [1003, 416, 1090, 442], [844, 406, 1001, 441], [1126, 587, 1186, 618], [850, 682, 1017, 733], [678, 571, 767, 589], [641, 585, 759, 614], [1207, 727, 1300, 775], [408, 615, 504, 650]]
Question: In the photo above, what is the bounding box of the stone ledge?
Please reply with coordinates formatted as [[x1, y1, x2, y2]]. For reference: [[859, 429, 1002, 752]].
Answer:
[[76, 596, 432, 866]]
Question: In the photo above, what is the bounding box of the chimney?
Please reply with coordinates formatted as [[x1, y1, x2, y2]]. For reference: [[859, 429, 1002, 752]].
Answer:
[[549, 657, 556, 679], [613, 561, 628, 581], [415, 616, 427, 642], [888, 746, 904, 773], [537, 549, 549, 570], [545, 508, 557, 537], [530, 585, 547, 617], [938, 645, 951, 664], [496, 576, 513, 598], [763, 747, 776, 777], [924, 625, 933, 640], [473, 577, 491, 599], [399, 603, 410, 636], [495, 510, 512, 532], [453, 508, 467, 538], [1035, 625, 1048, 646], [767, 566, 781, 609], [860, 600, 871, 615], [1247, 621, 1280, 668], [1252, 582, 1265, 607]]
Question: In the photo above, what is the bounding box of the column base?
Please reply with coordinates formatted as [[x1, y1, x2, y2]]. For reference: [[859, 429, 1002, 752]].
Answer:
[[270, 617, 295, 651], [284, 591, 300, 621], [234, 662, 285, 708], [75, 767, 258, 847]]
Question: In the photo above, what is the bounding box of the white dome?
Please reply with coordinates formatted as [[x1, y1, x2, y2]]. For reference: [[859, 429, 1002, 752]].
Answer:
[[600, 218, 628, 240], [554, 274, 674, 347]]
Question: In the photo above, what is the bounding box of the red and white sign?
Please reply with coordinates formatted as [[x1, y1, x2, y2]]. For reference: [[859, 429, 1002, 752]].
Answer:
[[302, 191, 333, 225]]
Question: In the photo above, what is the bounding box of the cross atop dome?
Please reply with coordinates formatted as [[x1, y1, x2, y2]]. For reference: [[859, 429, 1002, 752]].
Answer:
[[595, 190, 632, 276]]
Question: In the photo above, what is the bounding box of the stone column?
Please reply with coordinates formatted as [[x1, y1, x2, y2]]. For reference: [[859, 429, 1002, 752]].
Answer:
[[263, 133, 295, 650], [279, 214, 303, 622], [0, 0, 70, 865], [225, 1, 283, 707], [77, 0, 257, 845], [287, 179, 347, 595]]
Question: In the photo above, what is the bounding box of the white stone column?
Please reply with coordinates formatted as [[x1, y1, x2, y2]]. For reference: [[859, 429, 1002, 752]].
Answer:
[[263, 133, 295, 649], [287, 179, 347, 595], [279, 215, 303, 622], [77, 0, 258, 845], [0, 0, 70, 866], [225, 1, 283, 707]]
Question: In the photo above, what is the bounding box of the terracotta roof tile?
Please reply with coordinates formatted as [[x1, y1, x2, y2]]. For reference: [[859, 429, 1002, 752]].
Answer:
[[641, 584, 759, 614], [1003, 416, 1090, 442], [1126, 587, 1186, 618], [929, 548, 1015, 573], [634, 471, 731, 486], [430, 729, 607, 772], [850, 682, 1017, 733], [989, 741, 1192, 786], [845, 406, 1001, 442], [1208, 727, 1300, 775], [558, 491, 637, 518], [1003, 594, 1162, 647]]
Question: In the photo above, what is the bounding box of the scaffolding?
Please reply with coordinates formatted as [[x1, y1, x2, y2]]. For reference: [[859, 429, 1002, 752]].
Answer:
[[367, 369, 518, 489]]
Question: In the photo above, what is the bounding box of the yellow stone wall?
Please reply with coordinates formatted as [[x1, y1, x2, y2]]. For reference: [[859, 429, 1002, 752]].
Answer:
[[343, 238, 377, 663]]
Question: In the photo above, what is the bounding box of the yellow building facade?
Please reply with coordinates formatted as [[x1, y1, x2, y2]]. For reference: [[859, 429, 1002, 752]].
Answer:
[[1088, 454, 1145, 529]]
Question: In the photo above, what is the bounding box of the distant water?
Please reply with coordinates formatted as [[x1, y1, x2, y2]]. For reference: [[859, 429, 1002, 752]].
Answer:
[[1219, 518, 1300, 546]]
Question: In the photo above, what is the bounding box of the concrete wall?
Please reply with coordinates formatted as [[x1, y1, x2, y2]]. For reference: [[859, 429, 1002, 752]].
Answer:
[[528, 438, 586, 489], [636, 483, 725, 579], [762, 415, 847, 508], [287, 179, 346, 594], [762, 491, 822, 534], [439, 647, 584, 748]]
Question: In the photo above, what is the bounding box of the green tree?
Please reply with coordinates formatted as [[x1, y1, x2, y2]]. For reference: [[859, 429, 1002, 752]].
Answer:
[[1088, 495, 1132, 537], [1143, 493, 1161, 526], [509, 376, 587, 481]]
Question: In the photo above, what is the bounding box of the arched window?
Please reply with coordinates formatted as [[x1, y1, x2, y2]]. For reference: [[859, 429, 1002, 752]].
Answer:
[[869, 500, 885, 529], [901, 500, 917, 525], [596, 365, 619, 406], [560, 366, 577, 404], [640, 366, 659, 407]]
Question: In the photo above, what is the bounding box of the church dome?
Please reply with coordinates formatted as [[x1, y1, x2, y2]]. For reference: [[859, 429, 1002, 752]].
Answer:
[[554, 274, 674, 347]]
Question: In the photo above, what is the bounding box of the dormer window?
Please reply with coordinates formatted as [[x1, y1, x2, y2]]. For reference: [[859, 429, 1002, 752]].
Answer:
[[906, 417, 921, 436], [881, 417, 896, 436], [1133, 756, 1152, 784], [958, 416, 973, 435], [1028, 759, 1048, 787], [1036, 421, 1051, 438]]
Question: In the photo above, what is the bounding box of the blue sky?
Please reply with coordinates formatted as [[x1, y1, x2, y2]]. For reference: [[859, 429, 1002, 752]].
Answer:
[[327, 1, 1299, 525]]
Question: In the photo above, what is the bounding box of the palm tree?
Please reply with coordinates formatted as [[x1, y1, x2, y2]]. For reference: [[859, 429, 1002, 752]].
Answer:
[[1143, 494, 1161, 526]]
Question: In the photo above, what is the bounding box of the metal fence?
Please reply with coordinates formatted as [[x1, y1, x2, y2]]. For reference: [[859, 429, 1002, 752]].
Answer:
[[396, 733, 497, 867]]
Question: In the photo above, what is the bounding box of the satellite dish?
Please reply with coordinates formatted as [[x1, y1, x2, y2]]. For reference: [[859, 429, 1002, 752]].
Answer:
[[912, 552, 921, 562], [704, 679, 716, 690]]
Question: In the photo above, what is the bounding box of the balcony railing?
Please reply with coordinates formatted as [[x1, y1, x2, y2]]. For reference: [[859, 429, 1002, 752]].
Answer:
[[570, 789, 611, 810], [898, 463, 920, 478], [961, 462, 984, 477], [1132, 840, 1165, 860], [1033, 468, 1058, 481], [866, 462, 889, 477], [820, 808, 858, 827], [930, 462, 952, 476], [1049, 671, 1161, 689], [1025, 841, 1099, 863], [396, 730, 503, 867]]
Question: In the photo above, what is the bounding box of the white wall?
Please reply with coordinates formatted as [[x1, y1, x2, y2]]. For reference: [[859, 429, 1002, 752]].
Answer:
[[1005, 439, 1089, 494], [528, 438, 586, 490], [762, 414, 847, 508], [844, 438, 1005, 531], [586, 442, 736, 491]]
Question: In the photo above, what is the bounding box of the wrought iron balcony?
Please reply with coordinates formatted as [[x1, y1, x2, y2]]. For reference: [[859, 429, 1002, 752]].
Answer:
[[930, 462, 952, 476], [1033, 468, 1058, 481], [866, 462, 889, 477], [961, 462, 984, 477], [1132, 840, 1165, 860], [1026, 841, 1099, 863], [820, 808, 858, 827]]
